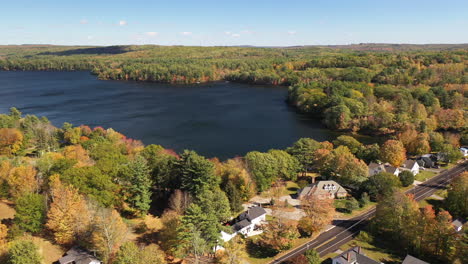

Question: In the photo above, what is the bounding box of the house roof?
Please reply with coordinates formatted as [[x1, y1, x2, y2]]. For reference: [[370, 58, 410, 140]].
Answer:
[[233, 219, 251, 231], [403, 160, 418, 169], [452, 219, 466, 229], [384, 165, 399, 174], [312, 181, 347, 196], [239, 206, 267, 222], [402, 254, 429, 264], [332, 247, 380, 264], [59, 247, 100, 264], [368, 162, 384, 170]]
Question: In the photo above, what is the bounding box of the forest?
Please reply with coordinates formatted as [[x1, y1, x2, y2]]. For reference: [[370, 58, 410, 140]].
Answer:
[[0, 44, 466, 263]]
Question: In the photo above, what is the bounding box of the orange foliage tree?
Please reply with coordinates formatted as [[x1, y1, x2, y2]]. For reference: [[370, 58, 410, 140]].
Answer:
[[298, 195, 335, 237], [62, 145, 92, 167], [7, 165, 38, 199]]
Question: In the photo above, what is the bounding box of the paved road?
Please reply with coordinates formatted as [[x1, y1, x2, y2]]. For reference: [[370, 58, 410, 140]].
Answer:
[[270, 161, 467, 263]]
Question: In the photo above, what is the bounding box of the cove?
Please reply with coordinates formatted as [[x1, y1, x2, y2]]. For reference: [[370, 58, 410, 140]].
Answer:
[[0, 71, 339, 159]]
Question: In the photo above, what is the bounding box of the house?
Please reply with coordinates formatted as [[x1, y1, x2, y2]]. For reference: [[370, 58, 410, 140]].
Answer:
[[452, 219, 466, 232], [416, 154, 437, 168], [332, 246, 382, 264], [368, 162, 385, 176], [402, 254, 429, 264], [220, 206, 267, 242], [368, 162, 400, 176], [460, 147, 468, 157], [299, 180, 347, 199], [400, 160, 420, 175], [58, 247, 101, 264]]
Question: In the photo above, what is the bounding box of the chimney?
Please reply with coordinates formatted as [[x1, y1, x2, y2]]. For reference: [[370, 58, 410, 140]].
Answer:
[[312, 176, 316, 184], [346, 252, 351, 261], [357, 246, 361, 254]]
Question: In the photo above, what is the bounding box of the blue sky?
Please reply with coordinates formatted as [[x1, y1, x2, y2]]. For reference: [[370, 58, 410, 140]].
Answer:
[[2, 0, 467, 46]]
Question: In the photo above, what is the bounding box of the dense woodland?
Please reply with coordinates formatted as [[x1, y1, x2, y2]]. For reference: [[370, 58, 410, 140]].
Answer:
[[0, 44, 466, 263]]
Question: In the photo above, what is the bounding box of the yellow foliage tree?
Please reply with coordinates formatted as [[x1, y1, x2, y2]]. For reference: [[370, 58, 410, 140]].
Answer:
[[7, 165, 38, 199], [46, 174, 90, 245], [0, 128, 23, 155]]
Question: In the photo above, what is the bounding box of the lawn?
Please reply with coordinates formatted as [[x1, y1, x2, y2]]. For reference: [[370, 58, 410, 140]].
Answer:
[[31, 236, 65, 264], [334, 199, 376, 219], [0, 200, 15, 220], [415, 170, 437, 182]]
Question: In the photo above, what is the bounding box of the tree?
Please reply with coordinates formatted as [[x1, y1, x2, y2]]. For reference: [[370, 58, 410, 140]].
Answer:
[[321, 146, 369, 187], [286, 138, 323, 173], [245, 151, 279, 192], [177, 224, 207, 262], [304, 249, 321, 264], [168, 189, 192, 215], [345, 197, 360, 213], [177, 150, 218, 196], [439, 143, 463, 163], [46, 175, 91, 245], [399, 170, 415, 187], [140, 144, 178, 190], [298, 195, 335, 236], [445, 172, 468, 218], [216, 237, 247, 264], [14, 193, 46, 233], [333, 135, 362, 154], [114, 242, 165, 264], [0, 128, 23, 155], [323, 104, 352, 130], [258, 218, 299, 253], [7, 165, 38, 199], [119, 155, 152, 214], [429, 132, 445, 152], [7, 240, 42, 264], [364, 172, 402, 201], [61, 166, 118, 207], [380, 140, 406, 167], [91, 208, 129, 263], [0, 223, 7, 248], [268, 149, 301, 181]]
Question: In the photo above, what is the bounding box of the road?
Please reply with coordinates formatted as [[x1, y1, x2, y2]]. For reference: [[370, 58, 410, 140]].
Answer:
[[270, 161, 467, 263]]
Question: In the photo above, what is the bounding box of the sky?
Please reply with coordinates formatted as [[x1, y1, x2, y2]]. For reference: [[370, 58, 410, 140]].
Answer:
[[1, 0, 468, 46]]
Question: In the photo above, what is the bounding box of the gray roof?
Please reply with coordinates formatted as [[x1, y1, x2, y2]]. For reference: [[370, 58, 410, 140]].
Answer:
[[332, 247, 380, 264], [402, 255, 429, 264], [384, 165, 399, 174], [233, 219, 251, 231], [239, 206, 266, 221], [59, 247, 100, 264], [452, 219, 466, 229], [403, 160, 418, 169]]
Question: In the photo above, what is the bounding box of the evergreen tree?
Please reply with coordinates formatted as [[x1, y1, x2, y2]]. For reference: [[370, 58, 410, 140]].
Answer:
[[7, 240, 42, 264], [121, 155, 152, 214], [14, 193, 46, 233]]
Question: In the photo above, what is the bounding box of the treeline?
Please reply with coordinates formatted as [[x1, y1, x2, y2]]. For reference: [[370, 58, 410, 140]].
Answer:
[[370, 172, 468, 263]]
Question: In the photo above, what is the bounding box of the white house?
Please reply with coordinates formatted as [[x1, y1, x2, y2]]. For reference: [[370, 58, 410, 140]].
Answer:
[[400, 160, 420, 175], [460, 147, 468, 157], [453, 219, 466, 232], [368, 162, 400, 177], [220, 206, 267, 243]]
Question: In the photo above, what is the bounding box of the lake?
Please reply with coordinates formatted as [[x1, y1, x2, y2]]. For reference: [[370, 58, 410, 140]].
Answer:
[[0, 71, 338, 159]]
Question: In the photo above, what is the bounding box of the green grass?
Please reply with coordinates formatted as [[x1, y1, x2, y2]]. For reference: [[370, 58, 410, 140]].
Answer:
[[415, 170, 437, 181]]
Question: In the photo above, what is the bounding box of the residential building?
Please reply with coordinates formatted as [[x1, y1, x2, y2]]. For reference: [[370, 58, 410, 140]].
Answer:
[[401, 160, 420, 175], [298, 180, 347, 199], [460, 147, 468, 157], [402, 254, 429, 264], [220, 206, 267, 242], [332, 246, 382, 264], [369, 162, 400, 176], [58, 247, 101, 264], [452, 219, 466, 232]]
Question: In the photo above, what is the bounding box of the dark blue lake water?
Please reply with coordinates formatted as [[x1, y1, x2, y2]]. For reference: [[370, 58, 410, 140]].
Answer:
[[0, 71, 337, 159]]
